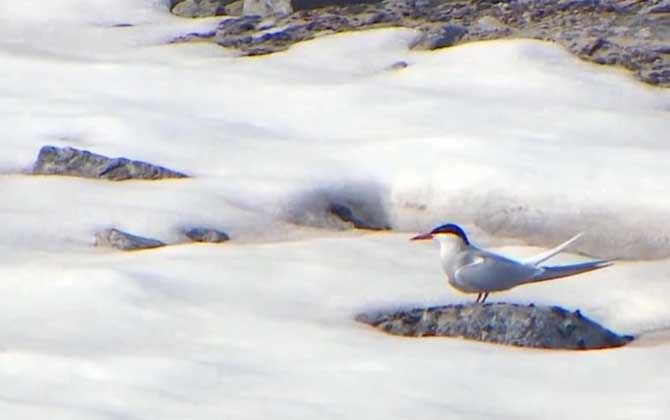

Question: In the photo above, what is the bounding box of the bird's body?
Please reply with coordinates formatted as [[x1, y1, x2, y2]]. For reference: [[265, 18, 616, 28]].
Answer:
[[411, 223, 611, 302]]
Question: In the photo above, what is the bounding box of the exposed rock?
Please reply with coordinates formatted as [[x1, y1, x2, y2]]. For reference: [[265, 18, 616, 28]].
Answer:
[[647, 1, 670, 14], [95, 228, 166, 251], [242, 0, 292, 16], [33, 146, 187, 181], [170, 0, 670, 88], [172, 0, 383, 16], [328, 202, 390, 230], [387, 60, 408, 70], [469, 16, 511, 38], [171, 0, 237, 17], [292, 0, 383, 11], [226, 0, 244, 15], [357, 303, 634, 350], [413, 24, 468, 50], [184, 227, 231, 243], [219, 14, 262, 34]]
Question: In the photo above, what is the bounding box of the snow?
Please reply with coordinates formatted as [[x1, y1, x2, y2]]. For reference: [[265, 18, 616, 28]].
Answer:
[[1, 1, 670, 419]]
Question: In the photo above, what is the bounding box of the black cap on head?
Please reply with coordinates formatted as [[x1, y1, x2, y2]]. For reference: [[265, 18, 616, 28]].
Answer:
[[430, 223, 470, 245]]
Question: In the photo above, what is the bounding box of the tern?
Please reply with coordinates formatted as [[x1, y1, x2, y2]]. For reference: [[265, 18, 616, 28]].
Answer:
[[411, 223, 611, 303]]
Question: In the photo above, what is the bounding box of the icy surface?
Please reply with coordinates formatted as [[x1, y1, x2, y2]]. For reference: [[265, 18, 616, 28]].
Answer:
[[1, 1, 670, 419]]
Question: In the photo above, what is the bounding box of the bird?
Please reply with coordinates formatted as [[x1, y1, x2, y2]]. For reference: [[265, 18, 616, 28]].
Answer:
[[410, 223, 612, 303]]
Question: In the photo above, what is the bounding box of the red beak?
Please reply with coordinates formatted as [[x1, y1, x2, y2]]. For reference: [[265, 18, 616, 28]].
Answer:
[[410, 232, 433, 241]]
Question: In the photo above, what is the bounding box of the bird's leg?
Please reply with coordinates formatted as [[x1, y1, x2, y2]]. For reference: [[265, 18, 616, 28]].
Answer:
[[475, 293, 482, 303], [481, 293, 489, 303]]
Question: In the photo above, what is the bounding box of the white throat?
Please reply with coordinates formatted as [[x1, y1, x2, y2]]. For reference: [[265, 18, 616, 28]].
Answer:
[[434, 235, 467, 274], [434, 234, 466, 257]]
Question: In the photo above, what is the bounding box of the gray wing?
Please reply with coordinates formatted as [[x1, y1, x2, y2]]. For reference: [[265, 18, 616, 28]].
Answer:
[[452, 248, 543, 293]]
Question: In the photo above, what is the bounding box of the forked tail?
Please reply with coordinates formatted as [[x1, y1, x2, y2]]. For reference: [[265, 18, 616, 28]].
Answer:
[[522, 232, 583, 266], [530, 260, 613, 283]]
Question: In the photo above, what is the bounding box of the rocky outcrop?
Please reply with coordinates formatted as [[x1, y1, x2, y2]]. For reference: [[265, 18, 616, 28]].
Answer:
[[184, 227, 231, 243], [33, 146, 187, 181], [171, 0, 670, 87], [95, 228, 166, 251], [356, 303, 633, 350], [171, 0, 380, 17], [171, 0, 238, 18]]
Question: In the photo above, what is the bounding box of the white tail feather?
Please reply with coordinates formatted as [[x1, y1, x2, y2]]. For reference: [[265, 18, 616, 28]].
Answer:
[[523, 232, 584, 266]]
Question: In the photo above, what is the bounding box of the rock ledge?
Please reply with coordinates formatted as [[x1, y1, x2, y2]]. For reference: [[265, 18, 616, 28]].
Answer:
[[171, 0, 670, 87], [356, 302, 633, 350]]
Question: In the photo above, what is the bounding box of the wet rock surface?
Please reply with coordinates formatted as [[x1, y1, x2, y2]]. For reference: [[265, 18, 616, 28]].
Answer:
[[356, 303, 634, 350], [33, 146, 188, 181], [171, 0, 670, 87], [184, 227, 231, 243], [95, 228, 166, 251]]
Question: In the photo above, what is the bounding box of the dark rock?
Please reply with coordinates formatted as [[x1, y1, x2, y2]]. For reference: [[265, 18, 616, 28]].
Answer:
[[304, 14, 354, 32], [172, 29, 218, 43], [453, 5, 475, 19], [388, 60, 409, 70], [33, 146, 188, 181], [652, 45, 670, 54], [218, 15, 262, 34], [184, 227, 231, 243], [291, 0, 382, 11], [258, 29, 295, 43], [415, 24, 468, 50], [95, 228, 166, 251], [285, 183, 390, 231], [469, 16, 511, 38], [171, 0, 237, 17], [647, 1, 670, 14], [328, 202, 390, 230], [556, 0, 599, 12], [357, 303, 634, 350], [364, 11, 396, 25]]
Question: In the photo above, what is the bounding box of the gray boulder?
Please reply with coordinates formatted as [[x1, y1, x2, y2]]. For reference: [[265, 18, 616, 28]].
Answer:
[[413, 24, 468, 50], [184, 227, 231, 243], [171, 0, 238, 17], [357, 303, 633, 350], [33, 146, 187, 181], [95, 228, 166, 251]]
